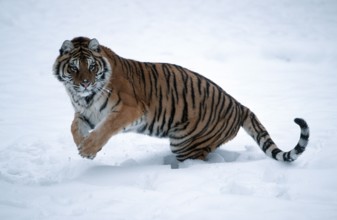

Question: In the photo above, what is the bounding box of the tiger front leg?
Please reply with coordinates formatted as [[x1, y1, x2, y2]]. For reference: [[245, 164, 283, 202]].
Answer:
[[78, 105, 144, 159], [71, 112, 92, 147], [78, 129, 104, 159]]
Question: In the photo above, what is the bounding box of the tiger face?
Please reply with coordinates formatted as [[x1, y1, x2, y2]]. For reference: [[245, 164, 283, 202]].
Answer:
[[53, 38, 111, 98]]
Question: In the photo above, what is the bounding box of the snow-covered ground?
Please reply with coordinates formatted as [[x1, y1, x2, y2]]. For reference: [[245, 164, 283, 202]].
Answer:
[[1, 0, 337, 219]]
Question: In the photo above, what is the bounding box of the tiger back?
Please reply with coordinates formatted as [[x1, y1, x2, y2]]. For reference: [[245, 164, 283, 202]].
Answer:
[[53, 37, 309, 162]]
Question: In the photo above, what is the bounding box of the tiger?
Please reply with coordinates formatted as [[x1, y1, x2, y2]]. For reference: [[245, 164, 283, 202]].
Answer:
[[53, 36, 309, 162]]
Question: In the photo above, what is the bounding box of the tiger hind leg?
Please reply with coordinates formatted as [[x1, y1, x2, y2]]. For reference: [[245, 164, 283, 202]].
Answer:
[[175, 149, 209, 162], [170, 143, 212, 162]]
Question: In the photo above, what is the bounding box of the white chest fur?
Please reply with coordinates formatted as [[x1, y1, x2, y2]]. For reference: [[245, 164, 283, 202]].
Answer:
[[71, 91, 111, 128]]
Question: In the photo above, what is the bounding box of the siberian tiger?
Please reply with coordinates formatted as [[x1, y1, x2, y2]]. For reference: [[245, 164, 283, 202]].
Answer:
[[53, 37, 309, 162]]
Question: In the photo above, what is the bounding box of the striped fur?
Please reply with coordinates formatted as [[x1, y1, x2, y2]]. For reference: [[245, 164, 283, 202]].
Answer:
[[53, 37, 309, 162]]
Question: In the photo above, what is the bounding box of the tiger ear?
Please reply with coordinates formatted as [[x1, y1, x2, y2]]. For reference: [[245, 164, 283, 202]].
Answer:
[[60, 40, 74, 55], [88, 38, 100, 52]]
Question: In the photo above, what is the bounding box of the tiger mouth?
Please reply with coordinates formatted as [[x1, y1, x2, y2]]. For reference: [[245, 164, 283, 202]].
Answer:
[[76, 84, 95, 97], [79, 90, 93, 97]]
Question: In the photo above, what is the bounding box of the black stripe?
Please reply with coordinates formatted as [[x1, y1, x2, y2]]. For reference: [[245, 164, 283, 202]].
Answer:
[[137, 123, 148, 133], [169, 121, 190, 134], [294, 144, 305, 154], [181, 94, 189, 123], [240, 106, 250, 126], [197, 76, 202, 94], [162, 64, 171, 93], [120, 58, 129, 73], [211, 88, 222, 124], [208, 86, 216, 123], [283, 152, 293, 162], [156, 125, 161, 137], [79, 116, 95, 129], [300, 133, 309, 140], [148, 110, 157, 136], [256, 131, 269, 145], [175, 66, 190, 107], [167, 93, 176, 131], [99, 97, 109, 112], [262, 139, 274, 152], [157, 89, 163, 121], [294, 118, 308, 128], [214, 104, 237, 142], [151, 65, 159, 97], [171, 70, 179, 103], [217, 92, 226, 119], [271, 148, 282, 160], [189, 76, 196, 109], [145, 63, 154, 99], [137, 62, 146, 92], [85, 93, 95, 105], [110, 95, 121, 111], [160, 109, 167, 134], [205, 81, 210, 98], [99, 92, 112, 112]]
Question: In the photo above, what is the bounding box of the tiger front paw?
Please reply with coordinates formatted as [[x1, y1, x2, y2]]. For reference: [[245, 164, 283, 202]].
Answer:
[[78, 134, 101, 160], [78, 148, 97, 160]]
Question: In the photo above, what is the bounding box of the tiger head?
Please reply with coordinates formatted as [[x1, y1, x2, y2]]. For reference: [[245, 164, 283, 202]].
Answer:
[[53, 37, 111, 99]]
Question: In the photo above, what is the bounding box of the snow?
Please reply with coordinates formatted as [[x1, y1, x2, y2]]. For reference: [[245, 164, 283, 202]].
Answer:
[[1, 0, 337, 219]]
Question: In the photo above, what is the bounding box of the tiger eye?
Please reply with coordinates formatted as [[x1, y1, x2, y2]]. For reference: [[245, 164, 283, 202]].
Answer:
[[89, 64, 96, 72], [68, 65, 77, 72]]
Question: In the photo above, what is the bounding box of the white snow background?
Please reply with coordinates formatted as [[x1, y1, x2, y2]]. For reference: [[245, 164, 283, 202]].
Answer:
[[1, 0, 337, 219]]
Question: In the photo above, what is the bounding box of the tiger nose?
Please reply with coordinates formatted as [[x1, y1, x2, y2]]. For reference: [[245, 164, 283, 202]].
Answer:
[[81, 79, 90, 88]]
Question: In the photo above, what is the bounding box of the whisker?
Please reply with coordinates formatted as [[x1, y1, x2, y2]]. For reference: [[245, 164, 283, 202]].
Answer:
[[103, 88, 112, 94], [95, 87, 111, 98]]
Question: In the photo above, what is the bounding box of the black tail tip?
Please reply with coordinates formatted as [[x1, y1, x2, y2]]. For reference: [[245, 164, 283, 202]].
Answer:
[[294, 118, 308, 128]]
